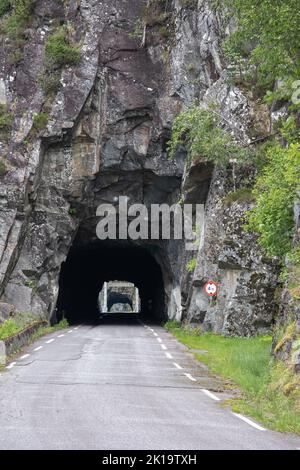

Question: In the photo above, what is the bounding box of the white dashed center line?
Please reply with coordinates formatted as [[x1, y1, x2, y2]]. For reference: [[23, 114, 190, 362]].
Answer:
[[165, 352, 173, 359], [6, 362, 16, 369], [45, 339, 55, 344], [184, 373, 196, 382], [200, 388, 220, 401], [232, 413, 266, 431], [20, 354, 30, 360], [173, 362, 183, 370], [161, 344, 167, 350], [153, 332, 158, 337], [157, 338, 162, 343], [68, 330, 73, 334], [57, 334, 65, 338], [34, 346, 42, 351]]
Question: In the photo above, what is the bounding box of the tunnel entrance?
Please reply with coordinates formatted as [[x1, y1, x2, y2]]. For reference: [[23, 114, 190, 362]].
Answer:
[[55, 241, 166, 324]]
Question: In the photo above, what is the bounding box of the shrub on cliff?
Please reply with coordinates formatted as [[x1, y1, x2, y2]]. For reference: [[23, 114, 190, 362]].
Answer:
[[45, 26, 81, 70], [246, 143, 300, 258], [168, 105, 249, 165]]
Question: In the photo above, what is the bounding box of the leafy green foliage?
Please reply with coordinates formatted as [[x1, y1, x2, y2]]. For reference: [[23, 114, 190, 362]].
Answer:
[[219, 0, 300, 98], [45, 27, 81, 70], [186, 258, 197, 273], [246, 143, 300, 258], [0, 0, 11, 17], [168, 106, 249, 165]]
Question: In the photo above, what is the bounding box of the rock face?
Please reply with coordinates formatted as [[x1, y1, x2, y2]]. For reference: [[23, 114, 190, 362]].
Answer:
[[0, 0, 279, 335]]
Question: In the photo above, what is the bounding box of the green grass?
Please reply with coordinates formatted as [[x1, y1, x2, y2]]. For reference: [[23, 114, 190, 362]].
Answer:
[[0, 319, 21, 340], [165, 321, 300, 434], [45, 27, 80, 70], [1, 0, 36, 40], [0, 316, 68, 341], [29, 318, 69, 343]]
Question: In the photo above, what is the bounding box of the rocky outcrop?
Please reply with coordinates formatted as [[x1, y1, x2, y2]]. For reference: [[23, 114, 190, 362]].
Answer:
[[0, 1, 280, 336]]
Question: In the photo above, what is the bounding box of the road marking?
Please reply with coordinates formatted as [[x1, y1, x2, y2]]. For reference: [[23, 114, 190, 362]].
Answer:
[[6, 362, 16, 369], [184, 373, 196, 382], [68, 330, 73, 334], [165, 352, 173, 359], [34, 346, 42, 351], [149, 328, 154, 332], [157, 338, 162, 343], [57, 334, 65, 338], [74, 327, 79, 330], [232, 413, 266, 431], [45, 339, 55, 344], [20, 354, 30, 360], [161, 344, 167, 350], [173, 362, 183, 370], [153, 332, 158, 337], [200, 388, 220, 401]]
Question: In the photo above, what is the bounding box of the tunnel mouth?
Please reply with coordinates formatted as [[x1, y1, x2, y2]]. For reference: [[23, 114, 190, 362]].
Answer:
[[55, 240, 167, 325]]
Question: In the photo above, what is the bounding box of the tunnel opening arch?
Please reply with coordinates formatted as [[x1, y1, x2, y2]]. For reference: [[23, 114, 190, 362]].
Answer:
[[55, 237, 174, 325]]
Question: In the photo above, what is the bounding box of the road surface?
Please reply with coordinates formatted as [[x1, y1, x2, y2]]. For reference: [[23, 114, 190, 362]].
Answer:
[[0, 314, 299, 450]]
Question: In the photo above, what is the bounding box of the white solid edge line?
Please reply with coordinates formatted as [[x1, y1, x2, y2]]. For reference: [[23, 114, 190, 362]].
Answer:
[[157, 338, 162, 343], [184, 373, 196, 382], [57, 334, 65, 338], [34, 346, 42, 351], [6, 362, 16, 369], [165, 352, 173, 359], [20, 354, 30, 360], [45, 339, 55, 344], [173, 362, 182, 370], [200, 388, 221, 401], [232, 412, 266, 432], [161, 344, 167, 350]]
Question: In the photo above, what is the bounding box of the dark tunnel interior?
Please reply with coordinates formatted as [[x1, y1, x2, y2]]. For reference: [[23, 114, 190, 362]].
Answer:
[[55, 241, 166, 324]]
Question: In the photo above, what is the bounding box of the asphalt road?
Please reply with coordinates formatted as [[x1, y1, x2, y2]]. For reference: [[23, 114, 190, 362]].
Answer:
[[0, 314, 299, 450]]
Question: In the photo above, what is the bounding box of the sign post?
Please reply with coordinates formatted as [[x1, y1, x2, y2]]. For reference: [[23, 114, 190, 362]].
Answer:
[[203, 280, 218, 298]]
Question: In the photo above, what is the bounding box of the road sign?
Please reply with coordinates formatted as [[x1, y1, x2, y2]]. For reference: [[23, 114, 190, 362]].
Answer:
[[204, 280, 218, 297]]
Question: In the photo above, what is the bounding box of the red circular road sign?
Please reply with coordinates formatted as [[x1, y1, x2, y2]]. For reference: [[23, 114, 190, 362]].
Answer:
[[204, 280, 218, 297]]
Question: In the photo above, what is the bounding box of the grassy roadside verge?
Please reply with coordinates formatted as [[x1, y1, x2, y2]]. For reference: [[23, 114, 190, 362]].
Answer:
[[0, 318, 69, 370], [165, 321, 300, 435]]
